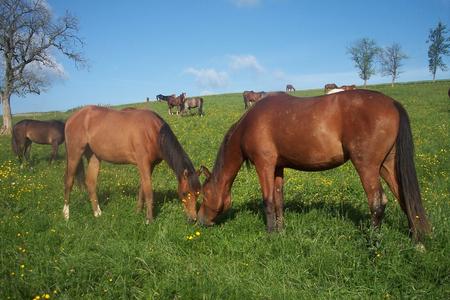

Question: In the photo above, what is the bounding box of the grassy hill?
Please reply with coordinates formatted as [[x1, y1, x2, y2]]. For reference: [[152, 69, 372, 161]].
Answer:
[[1, 81, 449, 299]]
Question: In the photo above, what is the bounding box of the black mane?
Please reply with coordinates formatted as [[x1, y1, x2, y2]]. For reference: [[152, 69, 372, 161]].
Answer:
[[158, 122, 200, 190]]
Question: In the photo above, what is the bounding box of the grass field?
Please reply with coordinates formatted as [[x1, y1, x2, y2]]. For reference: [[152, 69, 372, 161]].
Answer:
[[1, 81, 449, 299]]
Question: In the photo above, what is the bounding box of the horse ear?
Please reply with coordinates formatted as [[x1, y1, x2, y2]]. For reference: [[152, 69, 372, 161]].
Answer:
[[198, 165, 211, 179]]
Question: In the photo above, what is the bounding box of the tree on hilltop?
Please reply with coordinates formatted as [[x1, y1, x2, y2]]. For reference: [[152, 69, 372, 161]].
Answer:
[[379, 43, 408, 87], [426, 22, 450, 82], [347, 38, 380, 87]]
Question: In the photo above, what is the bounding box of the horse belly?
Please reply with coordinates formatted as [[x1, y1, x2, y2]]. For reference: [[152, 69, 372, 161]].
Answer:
[[87, 136, 137, 164], [277, 135, 346, 171]]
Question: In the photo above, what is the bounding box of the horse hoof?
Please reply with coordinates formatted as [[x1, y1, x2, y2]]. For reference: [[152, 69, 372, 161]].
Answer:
[[94, 208, 102, 217], [415, 243, 426, 253], [63, 204, 70, 220]]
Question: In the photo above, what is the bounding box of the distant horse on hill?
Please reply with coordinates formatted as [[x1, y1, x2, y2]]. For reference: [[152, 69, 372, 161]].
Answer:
[[167, 93, 186, 115], [63, 106, 201, 223], [286, 84, 295, 92], [324, 83, 338, 94], [182, 97, 204, 116], [156, 94, 174, 102], [12, 119, 65, 164]]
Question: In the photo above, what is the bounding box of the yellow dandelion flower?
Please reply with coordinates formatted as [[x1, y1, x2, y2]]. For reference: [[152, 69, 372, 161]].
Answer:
[[20, 264, 25, 269], [195, 231, 201, 236], [44, 294, 50, 299]]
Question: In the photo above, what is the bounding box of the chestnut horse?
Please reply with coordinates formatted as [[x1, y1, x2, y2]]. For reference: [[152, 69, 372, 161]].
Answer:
[[167, 93, 186, 115], [63, 106, 201, 223], [198, 90, 430, 242], [12, 119, 65, 164], [182, 97, 204, 116]]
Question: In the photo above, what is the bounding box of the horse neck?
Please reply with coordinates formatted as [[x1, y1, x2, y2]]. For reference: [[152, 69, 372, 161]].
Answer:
[[211, 127, 244, 197]]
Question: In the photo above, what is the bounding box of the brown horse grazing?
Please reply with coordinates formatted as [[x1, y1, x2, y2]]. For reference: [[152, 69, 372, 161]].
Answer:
[[286, 84, 295, 92], [182, 97, 204, 116], [63, 106, 201, 223], [167, 93, 186, 115], [324, 83, 338, 94], [198, 90, 431, 242], [12, 119, 65, 164]]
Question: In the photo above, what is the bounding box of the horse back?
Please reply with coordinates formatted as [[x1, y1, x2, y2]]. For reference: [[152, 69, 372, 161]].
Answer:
[[14, 119, 64, 145], [65, 106, 164, 164], [239, 90, 399, 170]]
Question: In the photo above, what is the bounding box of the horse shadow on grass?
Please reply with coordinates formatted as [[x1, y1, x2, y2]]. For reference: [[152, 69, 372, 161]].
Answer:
[[216, 193, 366, 227], [97, 185, 179, 219], [216, 193, 411, 241]]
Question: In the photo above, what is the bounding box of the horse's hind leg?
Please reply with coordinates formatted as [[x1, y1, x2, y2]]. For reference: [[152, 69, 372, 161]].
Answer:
[[355, 164, 388, 228], [380, 152, 413, 230], [254, 160, 276, 232], [24, 140, 32, 162], [273, 167, 285, 231], [136, 185, 144, 212], [86, 154, 102, 217]]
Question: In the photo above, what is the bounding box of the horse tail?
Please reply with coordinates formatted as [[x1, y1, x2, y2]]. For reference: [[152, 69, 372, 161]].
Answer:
[[393, 101, 431, 241]]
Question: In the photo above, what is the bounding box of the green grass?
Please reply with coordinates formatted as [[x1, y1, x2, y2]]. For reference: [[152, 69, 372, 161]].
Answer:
[[1, 81, 449, 299]]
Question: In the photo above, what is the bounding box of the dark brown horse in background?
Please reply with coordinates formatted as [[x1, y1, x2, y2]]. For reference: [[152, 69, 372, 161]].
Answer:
[[286, 84, 295, 92], [63, 106, 201, 223], [12, 119, 65, 164], [156, 94, 175, 102], [182, 97, 204, 116], [167, 93, 186, 115], [198, 90, 430, 242]]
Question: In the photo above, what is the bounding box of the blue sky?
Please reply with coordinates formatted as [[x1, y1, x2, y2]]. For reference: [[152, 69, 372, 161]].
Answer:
[[5, 0, 450, 114]]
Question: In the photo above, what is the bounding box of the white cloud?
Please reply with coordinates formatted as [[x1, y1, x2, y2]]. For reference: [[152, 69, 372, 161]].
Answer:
[[184, 67, 228, 89], [229, 54, 265, 73], [231, 0, 261, 7]]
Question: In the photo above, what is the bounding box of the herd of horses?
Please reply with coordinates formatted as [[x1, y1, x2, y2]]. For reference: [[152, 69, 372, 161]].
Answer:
[[156, 92, 204, 116], [9, 86, 431, 244]]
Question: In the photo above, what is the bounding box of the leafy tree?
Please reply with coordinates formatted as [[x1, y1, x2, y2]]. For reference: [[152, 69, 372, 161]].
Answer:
[[379, 43, 408, 87], [347, 38, 380, 87], [0, 0, 85, 135], [426, 22, 450, 82]]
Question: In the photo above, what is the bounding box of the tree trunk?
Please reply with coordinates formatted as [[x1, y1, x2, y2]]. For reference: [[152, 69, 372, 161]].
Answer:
[[1, 91, 13, 135], [364, 79, 367, 87], [391, 77, 395, 87]]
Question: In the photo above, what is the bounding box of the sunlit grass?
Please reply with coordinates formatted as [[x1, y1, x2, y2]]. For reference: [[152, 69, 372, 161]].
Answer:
[[0, 81, 449, 299]]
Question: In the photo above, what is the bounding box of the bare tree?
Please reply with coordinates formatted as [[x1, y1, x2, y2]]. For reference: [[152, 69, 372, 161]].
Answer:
[[379, 43, 408, 87], [347, 38, 380, 87], [426, 21, 450, 82], [0, 0, 85, 135]]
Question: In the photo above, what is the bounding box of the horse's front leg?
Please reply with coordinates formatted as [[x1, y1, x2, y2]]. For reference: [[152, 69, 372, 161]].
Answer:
[[274, 167, 285, 232], [49, 141, 59, 164], [137, 162, 153, 224], [86, 154, 102, 217]]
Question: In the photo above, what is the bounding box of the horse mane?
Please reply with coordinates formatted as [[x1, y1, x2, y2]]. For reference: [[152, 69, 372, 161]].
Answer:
[[158, 122, 201, 190]]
